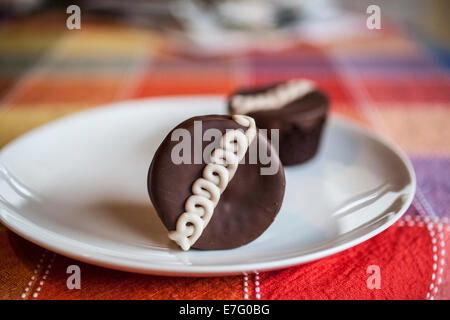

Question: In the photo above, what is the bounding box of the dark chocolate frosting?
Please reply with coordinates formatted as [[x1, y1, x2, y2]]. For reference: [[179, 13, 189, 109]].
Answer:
[[228, 84, 329, 131], [228, 82, 329, 165], [148, 115, 286, 250]]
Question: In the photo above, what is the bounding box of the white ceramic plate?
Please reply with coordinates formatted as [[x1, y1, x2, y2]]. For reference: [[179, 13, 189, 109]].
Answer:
[[0, 96, 415, 276]]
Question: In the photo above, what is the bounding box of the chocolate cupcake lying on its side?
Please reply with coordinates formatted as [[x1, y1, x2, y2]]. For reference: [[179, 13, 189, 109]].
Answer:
[[228, 79, 329, 166], [148, 115, 285, 251]]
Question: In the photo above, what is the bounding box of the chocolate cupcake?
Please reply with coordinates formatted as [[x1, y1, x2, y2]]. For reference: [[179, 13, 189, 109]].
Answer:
[[148, 115, 285, 250], [228, 79, 329, 166]]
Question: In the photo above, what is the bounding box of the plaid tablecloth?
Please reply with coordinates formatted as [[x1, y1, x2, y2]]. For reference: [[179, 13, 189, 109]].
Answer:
[[0, 13, 449, 300]]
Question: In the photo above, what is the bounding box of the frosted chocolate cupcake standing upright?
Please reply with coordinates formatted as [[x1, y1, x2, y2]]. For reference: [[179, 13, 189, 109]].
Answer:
[[228, 79, 329, 165]]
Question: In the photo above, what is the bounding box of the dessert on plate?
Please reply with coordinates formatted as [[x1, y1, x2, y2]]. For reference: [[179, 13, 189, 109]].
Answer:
[[148, 114, 285, 250], [228, 79, 329, 165]]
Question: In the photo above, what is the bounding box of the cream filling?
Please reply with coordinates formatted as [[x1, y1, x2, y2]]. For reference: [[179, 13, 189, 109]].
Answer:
[[168, 115, 257, 251], [231, 79, 315, 115]]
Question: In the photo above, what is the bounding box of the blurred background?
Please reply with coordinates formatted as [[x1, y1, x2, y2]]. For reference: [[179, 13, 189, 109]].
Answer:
[[1, 0, 449, 159], [1, 0, 449, 54], [0, 1, 448, 165], [1, 0, 449, 146]]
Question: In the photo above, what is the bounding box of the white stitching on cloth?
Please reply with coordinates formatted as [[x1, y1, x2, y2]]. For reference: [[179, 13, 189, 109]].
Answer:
[[31, 253, 56, 299], [21, 250, 47, 299], [399, 214, 446, 300], [243, 273, 249, 300], [254, 271, 261, 299]]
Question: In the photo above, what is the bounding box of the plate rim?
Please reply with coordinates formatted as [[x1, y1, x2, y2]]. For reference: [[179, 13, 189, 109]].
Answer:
[[0, 95, 416, 276]]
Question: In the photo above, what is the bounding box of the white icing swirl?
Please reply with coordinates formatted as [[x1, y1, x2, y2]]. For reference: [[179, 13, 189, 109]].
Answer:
[[231, 79, 315, 115], [168, 115, 256, 251]]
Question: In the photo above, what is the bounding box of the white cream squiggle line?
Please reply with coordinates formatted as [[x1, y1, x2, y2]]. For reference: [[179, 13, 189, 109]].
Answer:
[[231, 79, 315, 115], [168, 115, 256, 251]]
